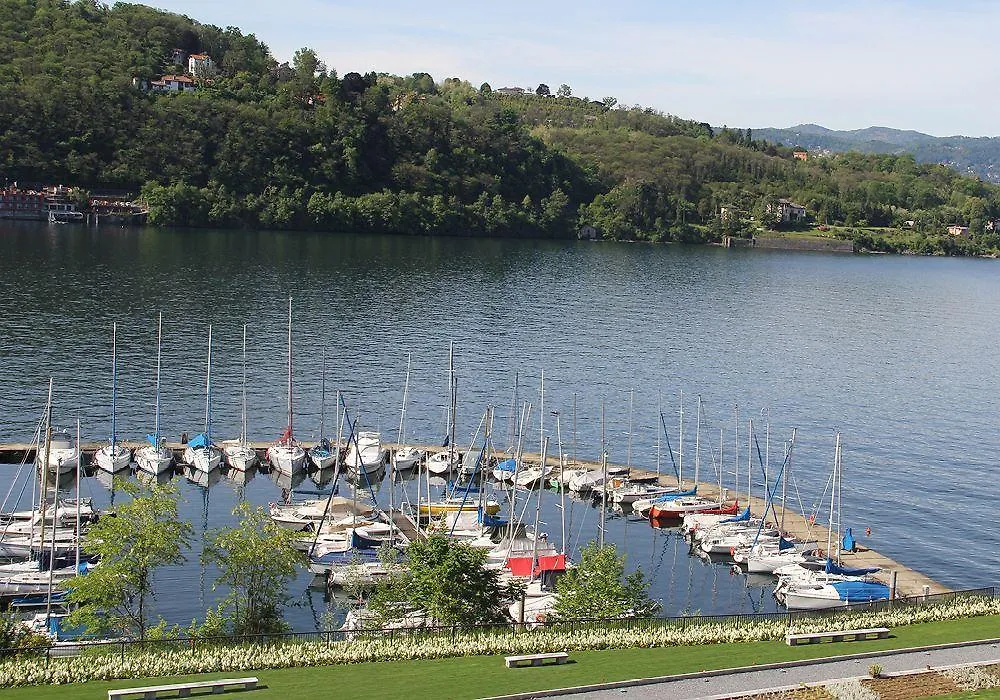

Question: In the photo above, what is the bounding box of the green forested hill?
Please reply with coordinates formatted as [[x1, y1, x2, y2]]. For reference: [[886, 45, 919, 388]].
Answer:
[[4, 0, 1000, 254]]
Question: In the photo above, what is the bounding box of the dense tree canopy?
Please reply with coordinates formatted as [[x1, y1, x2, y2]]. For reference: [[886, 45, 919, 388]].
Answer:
[[4, 0, 1000, 255]]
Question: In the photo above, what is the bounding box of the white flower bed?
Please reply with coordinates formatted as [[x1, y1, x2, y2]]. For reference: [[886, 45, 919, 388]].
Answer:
[[2, 597, 998, 688], [941, 664, 1000, 690], [825, 678, 879, 700]]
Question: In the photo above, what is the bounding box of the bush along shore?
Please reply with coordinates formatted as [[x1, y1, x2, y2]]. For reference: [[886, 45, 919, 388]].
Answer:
[[5, 597, 1000, 688]]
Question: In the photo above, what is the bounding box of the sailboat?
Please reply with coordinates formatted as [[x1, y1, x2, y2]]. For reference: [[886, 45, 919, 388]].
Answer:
[[308, 350, 337, 470], [267, 297, 306, 474], [779, 434, 889, 610], [392, 354, 422, 470], [184, 325, 223, 472], [37, 429, 79, 475], [135, 313, 174, 475], [222, 324, 259, 471], [94, 322, 132, 472]]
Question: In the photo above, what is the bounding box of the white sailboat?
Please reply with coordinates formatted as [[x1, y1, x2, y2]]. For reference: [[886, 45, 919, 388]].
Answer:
[[345, 430, 383, 473], [308, 350, 337, 470], [37, 429, 79, 475], [94, 322, 131, 472], [392, 353, 423, 470], [135, 313, 175, 475], [267, 297, 306, 474], [222, 324, 259, 471], [184, 325, 223, 472]]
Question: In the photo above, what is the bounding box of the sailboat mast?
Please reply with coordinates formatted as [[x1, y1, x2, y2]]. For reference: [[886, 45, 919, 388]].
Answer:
[[154, 312, 162, 444], [447, 341, 455, 464], [320, 349, 327, 440], [286, 297, 293, 437], [694, 395, 701, 485], [530, 436, 549, 583], [655, 391, 661, 478], [38, 378, 53, 566], [555, 412, 566, 554], [747, 418, 753, 506], [827, 433, 839, 559], [627, 388, 633, 470], [678, 391, 684, 485], [111, 322, 117, 448], [397, 353, 411, 450], [599, 399, 607, 550], [241, 324, 248, 445], [205, 324, 212, 438], [75, 417, 81, 572], [733, 403, 739, 503]]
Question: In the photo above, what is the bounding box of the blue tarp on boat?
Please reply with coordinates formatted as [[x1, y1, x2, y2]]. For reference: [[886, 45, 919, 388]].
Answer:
[[187, 433, 210, 449], [145, 433, 160, 447], [652, 486, 697, 504], [310, 548, 381, 566], [831, 580, 890, 603], [495, 458, 517, 472], [824, 558, 880, 576], [721, 505, 752, 523]]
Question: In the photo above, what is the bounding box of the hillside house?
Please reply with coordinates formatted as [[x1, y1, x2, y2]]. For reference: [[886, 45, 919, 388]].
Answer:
[[769, 198, 807, 224], [793, 150, 808, 161], [187, 53, 214, 77], [169, 48, 187, 66], [947, 225, 970, 238], [151, 75, 195, 92]]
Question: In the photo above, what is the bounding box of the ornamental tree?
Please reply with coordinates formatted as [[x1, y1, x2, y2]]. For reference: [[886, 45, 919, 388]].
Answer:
[[552, 541, 659, 620]]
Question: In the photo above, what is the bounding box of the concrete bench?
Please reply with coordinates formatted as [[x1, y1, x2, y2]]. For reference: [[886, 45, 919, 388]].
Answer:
[[786, 627, 890, 646], [108, 677, 259, 700], [504, 652, 569, 668]]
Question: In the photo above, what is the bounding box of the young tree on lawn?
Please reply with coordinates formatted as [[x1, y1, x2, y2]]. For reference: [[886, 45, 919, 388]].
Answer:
[[202, 501, 302, 635], [368, 534, 522, 626], [66, 480, 192, 638], [552, 541, 659, 620]]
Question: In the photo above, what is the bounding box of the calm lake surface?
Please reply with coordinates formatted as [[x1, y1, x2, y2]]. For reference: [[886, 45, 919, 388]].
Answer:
[[1, 220, 997, 630]]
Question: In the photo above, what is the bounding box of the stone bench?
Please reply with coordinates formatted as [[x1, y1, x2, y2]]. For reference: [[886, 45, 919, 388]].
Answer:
[[108, 677, 259, 700], [786, 627, 890, 646], [504, 651, 569, 668]]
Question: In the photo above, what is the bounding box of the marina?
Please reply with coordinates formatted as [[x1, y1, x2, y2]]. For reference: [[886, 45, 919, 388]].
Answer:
[[1, 222, 997, 632]]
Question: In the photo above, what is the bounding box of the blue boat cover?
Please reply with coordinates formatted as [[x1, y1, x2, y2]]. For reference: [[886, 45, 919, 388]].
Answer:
[[312, 438, 332, 456], [495, 458, 517, 472], [831, 580, 890, 602], [721, 505, 752, 523], [448, 481, 480, 493], [778, 536, 795, 551], [187, 433, 210, 449], [652, 486, 698, 504], [824, 558, 881, 576], [311, 548, 381, 565], [145, 433, 159, 447], [480, 512, 509, 528]]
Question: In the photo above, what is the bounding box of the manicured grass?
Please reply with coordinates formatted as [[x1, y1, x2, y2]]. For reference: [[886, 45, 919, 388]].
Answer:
[[1, 615, 997, 700]]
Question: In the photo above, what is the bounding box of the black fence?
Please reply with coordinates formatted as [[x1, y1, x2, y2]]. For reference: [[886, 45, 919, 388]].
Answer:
[[4, 585, 995, 663]]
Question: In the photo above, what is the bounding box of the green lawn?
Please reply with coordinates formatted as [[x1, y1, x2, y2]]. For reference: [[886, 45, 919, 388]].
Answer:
[[2, 615, 998, 700]]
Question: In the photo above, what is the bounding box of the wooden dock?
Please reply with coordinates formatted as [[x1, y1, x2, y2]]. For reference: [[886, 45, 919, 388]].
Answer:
[[0, 441, 949, 597]]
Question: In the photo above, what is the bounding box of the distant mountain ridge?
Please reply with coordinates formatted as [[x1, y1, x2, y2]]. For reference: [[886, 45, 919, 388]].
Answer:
[[753, 124, 1000, 183]]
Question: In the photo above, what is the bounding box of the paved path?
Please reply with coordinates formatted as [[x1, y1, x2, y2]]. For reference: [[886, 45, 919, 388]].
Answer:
[[494, 640, 1000, 700]]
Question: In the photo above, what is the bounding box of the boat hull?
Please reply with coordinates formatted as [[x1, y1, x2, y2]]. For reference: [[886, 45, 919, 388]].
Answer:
[[94, 444, 132, 472], [223, 443, 258, 471], [134, 444, 174, 475], [268, 444, 307, 475]]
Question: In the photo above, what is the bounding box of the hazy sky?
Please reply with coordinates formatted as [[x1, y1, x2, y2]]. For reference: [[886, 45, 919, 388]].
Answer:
[[150, 0, 998, 137]]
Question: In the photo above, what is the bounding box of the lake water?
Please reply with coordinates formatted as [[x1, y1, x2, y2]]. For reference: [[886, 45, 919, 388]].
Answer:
[[1, 220, 997, 630]]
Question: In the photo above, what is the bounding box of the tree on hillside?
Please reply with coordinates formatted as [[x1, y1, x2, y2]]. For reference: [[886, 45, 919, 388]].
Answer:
[[536, 83, 550, 96], [552, 542, 659, 620], [367, 535, 523, 627], [479, 82, 492, 95], [65, 481, 192, 639], [602, 96, 618, 110], [557, 84, 572, 98], [202, 502, 302, 635]]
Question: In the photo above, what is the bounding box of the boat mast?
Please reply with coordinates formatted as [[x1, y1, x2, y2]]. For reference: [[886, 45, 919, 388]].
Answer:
[[241, 324, 248, 445], [733, 403, 739, 504], [530, 436, 549, 583], [286, 297, 293, 438], [626, 388, 633, 471], [111, 322, 117, 450], [599, 399, 607, 550], [827, 433, 840, 560], [204, 324, 213, 440], [154, 312, 162, 445], [747, 417, 753, 507], [554, 411, 566, 554], [539, 369, 544, 463], [781, 429, 795, 534], [677, 390, 683, 485], [38, 378, 53, 569], [75, 416, 81, 572], [44, 448, 60, 630], [694, 395, 701, 485], [319, 348, 327, 441], [655, 391, 661, 478]]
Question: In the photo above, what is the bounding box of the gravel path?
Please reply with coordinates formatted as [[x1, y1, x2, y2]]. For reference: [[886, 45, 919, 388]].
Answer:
[[517, 641, 1000, 700]]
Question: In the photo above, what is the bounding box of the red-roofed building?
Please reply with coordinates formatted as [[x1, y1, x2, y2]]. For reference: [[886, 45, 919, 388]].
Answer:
[[187, 53, 214, 77]]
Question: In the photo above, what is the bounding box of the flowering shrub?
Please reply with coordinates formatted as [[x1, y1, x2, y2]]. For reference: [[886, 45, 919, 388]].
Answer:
[[2, 597, 998, 688], [941, 664, 1000, 690]]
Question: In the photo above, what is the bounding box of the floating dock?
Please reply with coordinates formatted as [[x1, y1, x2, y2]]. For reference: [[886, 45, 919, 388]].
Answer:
[[0, 441, 950, 597]]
